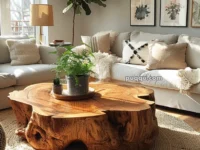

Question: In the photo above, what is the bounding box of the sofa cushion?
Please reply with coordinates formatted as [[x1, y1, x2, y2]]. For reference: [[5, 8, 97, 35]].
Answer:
[[82, 33, 111, 53], [146, 42, 188, 70], [140, 70, 180, 90], [94, 30, 118, 46], [110, 32, 131, 57], [130, 31, 178, 44], [0, 64, 56, 86], [123, 41, 149, 65], [6, 39, 40, 66], [141, 70, 200, 95], [0, 73, 16, 88], [111, 63, 147, 83], [0, 35, 28, 64], [178, 34, 200, 69]]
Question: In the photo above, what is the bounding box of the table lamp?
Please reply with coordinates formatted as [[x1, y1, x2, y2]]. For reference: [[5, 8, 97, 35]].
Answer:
[[30, 4, 54, 44]]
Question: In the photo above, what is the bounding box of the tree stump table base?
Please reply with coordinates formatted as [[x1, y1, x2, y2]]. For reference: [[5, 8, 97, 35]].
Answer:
[[9, 83, 159, 150]]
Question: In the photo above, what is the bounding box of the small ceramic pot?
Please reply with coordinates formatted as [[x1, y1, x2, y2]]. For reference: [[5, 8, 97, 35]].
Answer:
[[53, 85, 63, 95]]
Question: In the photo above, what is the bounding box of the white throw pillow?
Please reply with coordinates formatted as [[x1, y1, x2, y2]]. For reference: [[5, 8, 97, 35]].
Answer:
[[81, 33, 111, 53], [122, 40, 149, 65], [72, 45, 87, 54], [6, 39, 40, 66]]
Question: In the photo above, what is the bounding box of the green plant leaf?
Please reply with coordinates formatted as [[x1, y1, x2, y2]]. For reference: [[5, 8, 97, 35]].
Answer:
[[63, 3, 73, 13], [82, 1, 91, 15], [53, 45, 94, 77]]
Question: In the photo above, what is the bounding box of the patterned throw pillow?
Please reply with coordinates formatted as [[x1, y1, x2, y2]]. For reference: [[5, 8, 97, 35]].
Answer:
[[6, 39, 40, 66], [122, 40, 149, 65], [81, 33, 111, 53]]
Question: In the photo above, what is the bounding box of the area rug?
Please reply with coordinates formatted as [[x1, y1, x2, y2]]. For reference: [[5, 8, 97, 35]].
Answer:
[[0, 109, 199, 150]]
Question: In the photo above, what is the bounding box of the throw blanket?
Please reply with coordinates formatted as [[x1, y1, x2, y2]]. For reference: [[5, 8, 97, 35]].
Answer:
[[176, 67, 200, 92], [90, 52, 122, 81]]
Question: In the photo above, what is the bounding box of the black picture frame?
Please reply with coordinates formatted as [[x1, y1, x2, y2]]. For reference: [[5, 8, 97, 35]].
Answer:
[[130, 0, 156, 26], [160, 0, 189, 27]]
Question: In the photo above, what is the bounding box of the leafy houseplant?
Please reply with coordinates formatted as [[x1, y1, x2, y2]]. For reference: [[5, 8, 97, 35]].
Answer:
[[53, 46, 94, 96], [53, 78, 63, 94], [63, 0, 106, 45]]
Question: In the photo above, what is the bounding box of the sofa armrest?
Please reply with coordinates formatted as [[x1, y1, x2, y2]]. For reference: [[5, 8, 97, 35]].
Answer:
[[39, 46, 66, 64]]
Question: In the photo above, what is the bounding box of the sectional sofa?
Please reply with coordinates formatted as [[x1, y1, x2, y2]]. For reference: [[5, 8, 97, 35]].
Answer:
[[110, 31, 200, 114], [0, 32, 200, 114], [0, 35, 62, 110]]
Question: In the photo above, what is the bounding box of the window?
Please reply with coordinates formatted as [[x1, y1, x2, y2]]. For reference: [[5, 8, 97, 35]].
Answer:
[[10, 0, 35, 37]]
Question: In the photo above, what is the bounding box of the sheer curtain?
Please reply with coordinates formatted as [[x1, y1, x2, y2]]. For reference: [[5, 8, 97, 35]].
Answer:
[[0, 0, 11, 35]]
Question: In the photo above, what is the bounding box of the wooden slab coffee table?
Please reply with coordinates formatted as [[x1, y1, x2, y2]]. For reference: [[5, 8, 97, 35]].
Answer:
[[9, 83, 158, 150]]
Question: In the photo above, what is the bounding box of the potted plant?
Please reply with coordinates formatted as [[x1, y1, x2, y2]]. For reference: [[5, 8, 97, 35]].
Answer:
[[53, 46, 94, 96], [53, 77, 63, 94], [63, 0, 106, 45]]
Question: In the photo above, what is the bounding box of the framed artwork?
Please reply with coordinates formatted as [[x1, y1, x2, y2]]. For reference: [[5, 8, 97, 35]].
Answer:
[[160, 0, 188, 27], [191, 0, 200, 28], [130, 0, 156, 26]]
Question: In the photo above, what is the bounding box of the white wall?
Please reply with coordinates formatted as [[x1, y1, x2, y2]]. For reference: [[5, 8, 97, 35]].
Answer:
[[81, 0, 200, 37], [48, 0, 81, 45], [47, 0, 200, 45]]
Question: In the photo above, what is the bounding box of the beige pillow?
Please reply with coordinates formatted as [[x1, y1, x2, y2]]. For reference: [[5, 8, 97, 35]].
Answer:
[[81, 33, 111, 53], [94, 30, 118, 46], [146, 42, 188, 70], [6, 39, 40, 66]]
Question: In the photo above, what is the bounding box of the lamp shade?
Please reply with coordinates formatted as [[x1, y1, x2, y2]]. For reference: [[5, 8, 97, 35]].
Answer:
[[30, 4, 54, 26]]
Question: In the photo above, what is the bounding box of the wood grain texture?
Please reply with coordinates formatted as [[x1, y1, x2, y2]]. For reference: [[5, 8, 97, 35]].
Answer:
[[9, 83, 158, 150]]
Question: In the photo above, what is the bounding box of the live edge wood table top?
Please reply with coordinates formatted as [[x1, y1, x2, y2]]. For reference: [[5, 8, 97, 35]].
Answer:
[[9, 83, 159, 150]]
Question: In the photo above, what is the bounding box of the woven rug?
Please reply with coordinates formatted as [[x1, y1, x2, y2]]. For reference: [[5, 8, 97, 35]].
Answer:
[[0, 109, 199, 150]]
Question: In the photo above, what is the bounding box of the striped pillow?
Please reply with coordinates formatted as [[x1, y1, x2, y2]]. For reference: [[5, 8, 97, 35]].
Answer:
[[81, 33, 110, 53]]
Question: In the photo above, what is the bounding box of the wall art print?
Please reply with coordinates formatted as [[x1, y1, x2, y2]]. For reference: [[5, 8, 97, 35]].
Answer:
[[160, 0, 188, 27], [191, 0, 200, 27], [131, 0, 156, 26]]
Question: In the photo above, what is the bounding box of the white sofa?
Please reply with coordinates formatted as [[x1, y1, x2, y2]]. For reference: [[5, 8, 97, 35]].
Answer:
[[0, 35, 62, 110], [110, 31, 200, 114], [1, 33, 200, 114]]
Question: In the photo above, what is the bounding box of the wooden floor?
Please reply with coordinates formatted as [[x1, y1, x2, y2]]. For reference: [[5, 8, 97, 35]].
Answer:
[[157, 106, 200, 132]]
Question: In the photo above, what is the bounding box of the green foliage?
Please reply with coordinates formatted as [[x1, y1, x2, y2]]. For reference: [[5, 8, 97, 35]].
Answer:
[[53, 78, 61, 86], [53, 46, 94, 78], [63, 0, 106, 15]]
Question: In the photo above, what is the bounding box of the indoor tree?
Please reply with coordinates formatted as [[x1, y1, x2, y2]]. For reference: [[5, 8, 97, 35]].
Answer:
[[63, 0, 106, 45]]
